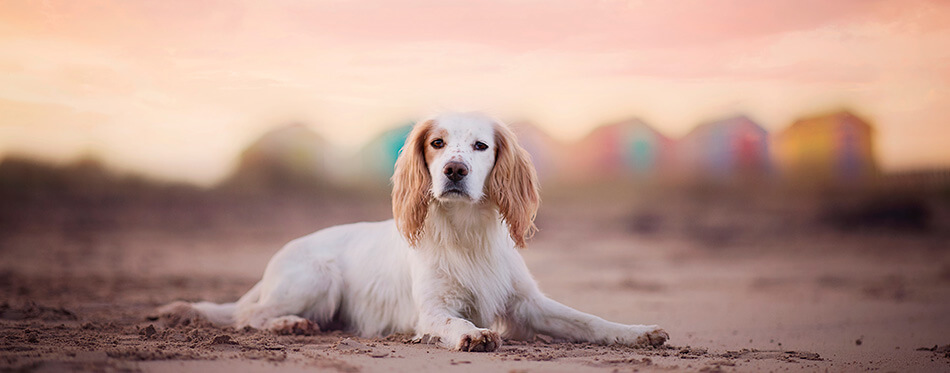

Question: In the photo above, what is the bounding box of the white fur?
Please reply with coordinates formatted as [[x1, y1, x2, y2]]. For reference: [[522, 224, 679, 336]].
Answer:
[[166, 112, 668, 351]]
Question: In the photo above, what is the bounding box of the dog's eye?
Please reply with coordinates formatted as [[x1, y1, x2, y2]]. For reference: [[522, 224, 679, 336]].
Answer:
[[430, 139, 444, 149], [473, 141, 488, 151]]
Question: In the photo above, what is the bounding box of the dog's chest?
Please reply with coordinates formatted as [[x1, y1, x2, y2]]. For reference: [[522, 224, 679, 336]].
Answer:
[[439, 255, 512, 328]]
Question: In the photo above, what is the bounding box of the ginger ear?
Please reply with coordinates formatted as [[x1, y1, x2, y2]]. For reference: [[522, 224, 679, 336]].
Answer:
[[487, 123, 540, 248], [392, 120, 434, 246]]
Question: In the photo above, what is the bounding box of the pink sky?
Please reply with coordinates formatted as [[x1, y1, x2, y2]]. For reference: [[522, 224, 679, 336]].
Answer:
[[0, 0, 948, 185]]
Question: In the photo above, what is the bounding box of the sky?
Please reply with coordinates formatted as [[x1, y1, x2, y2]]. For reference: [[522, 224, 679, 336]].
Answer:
[[0, 0, 948, 185]]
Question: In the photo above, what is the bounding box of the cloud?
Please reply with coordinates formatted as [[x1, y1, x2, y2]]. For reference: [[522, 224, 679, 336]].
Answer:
[[268, 0, 904, 51], [1, 0, 918, 54]]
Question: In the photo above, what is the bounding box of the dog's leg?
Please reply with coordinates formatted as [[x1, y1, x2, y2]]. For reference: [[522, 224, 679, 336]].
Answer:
[[410, 271, 501, 352], [235, 255, 343, 335], [511, 294, 668, 347], [154, 281, 262, 327]]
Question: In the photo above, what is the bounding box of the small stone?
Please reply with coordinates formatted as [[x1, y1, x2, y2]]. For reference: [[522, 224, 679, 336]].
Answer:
[[140, 324, 157, 339], [369, 351, 388, 358], [336, 338, 370, 351]]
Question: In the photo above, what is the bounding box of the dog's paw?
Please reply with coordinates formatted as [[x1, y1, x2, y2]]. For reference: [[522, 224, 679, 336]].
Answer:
[[455, 328, 501, 352], [634, 327, 669, 347], [150, 301, 205, 327], [265, 315, 320, 335]]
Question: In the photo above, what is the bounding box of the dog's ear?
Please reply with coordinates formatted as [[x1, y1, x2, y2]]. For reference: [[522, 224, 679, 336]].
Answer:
[[392, 119, 434, 246], [487, 123, 540, 248]]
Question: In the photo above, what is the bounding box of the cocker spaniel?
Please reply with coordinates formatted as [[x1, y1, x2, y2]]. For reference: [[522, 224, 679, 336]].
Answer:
[[161, 112, 669, 352]]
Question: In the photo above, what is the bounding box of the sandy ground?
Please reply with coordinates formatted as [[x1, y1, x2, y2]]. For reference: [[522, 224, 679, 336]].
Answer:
[[1, 189, 949, 372]]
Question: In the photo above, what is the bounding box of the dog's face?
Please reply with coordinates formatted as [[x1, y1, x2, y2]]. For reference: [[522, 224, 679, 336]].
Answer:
[[392, 112, 540, 248], [422, 113, 496, 203]]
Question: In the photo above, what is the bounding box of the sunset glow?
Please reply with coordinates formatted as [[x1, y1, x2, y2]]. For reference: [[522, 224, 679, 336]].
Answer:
[[1, 0, 948, 185]]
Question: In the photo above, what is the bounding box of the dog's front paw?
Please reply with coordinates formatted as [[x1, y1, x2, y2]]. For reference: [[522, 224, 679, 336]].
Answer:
[[456, 328, 501, 352], [633, 326, 669, 347]]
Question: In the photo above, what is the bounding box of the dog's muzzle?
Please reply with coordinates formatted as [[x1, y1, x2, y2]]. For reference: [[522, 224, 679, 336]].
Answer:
[[440, 161, 471, 199]]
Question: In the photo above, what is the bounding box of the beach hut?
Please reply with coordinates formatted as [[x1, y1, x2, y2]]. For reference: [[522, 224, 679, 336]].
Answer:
[[775, 111, 877, 184], [573, 119, 674, 182], [225, 123, 332, 190], [357, 123, 413, 180], [677, 115, 771, 182], [508, 121, 564, 182]]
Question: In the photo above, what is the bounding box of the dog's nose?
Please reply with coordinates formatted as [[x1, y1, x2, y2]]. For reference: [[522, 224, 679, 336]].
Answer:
[[443, 162, 468, 182]]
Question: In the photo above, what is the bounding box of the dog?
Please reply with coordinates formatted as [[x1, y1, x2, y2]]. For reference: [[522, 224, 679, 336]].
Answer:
[[160, 112, 669, 352]]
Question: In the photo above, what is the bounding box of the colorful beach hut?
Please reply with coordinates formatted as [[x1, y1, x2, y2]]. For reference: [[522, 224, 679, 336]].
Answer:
[[573, 119, 674, 182], [774, 111, 877, 184], [357, 123, 413, 180], [677, 115, 771, 182]]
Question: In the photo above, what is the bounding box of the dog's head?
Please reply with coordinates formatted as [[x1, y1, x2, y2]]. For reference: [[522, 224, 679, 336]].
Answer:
[[392, 112, 540, 248]]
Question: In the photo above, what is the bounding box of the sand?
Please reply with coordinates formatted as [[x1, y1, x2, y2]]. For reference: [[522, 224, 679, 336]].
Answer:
[[2, 190, 949, 372]]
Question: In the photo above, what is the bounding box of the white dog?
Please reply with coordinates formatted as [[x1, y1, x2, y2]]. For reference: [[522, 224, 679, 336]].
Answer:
[[162, 112, 668, 352]]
